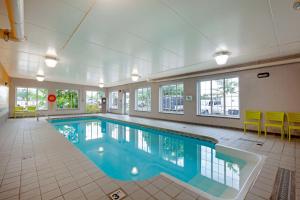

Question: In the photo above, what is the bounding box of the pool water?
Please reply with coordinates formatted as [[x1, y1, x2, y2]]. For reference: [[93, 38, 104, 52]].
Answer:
[[50, 117, 247, 198]]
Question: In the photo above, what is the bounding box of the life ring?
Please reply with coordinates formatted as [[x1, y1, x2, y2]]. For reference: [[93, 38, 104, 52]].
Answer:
[[48, 94, 56, 102]]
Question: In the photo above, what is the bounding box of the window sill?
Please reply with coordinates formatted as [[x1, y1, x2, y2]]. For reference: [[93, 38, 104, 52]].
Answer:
[[159, 111, 184, 115], [197, 114, 240, 119], [56, 108, 80, 111], [134, 110, 151, 113]]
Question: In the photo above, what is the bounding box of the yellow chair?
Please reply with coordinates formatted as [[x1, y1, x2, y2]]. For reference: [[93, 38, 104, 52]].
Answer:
[[14, 106, 25, 118], [287, 112, 300, 141], [244, 111, 262, 135], [264, 112, 285, 139], [27, 106, 37, 117]]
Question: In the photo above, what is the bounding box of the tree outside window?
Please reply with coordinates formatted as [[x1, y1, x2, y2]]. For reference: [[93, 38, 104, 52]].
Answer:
[[86, 90, 105, 113], [56, 89, 79, 109], [37, 89, 48, 110]]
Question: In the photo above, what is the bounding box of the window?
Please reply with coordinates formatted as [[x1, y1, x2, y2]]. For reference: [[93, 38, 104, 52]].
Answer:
[[86, 90, 104, 113], [159, 83, 184, 114], [37, 89, 48, 110], [197, 77, 239, 117], [109, 91, 118, 109], [56, 89, 79, 109], [15, 87, 48, 110], [135, 87, 151, 112]]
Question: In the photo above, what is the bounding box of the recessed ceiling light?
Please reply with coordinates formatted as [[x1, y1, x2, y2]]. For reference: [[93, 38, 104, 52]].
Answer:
[[45, 55, 58, 68], [294, 0, 300, 10], [99, 82, 104, 88], [36, 75, 45, 82], [131, 73, 140, 82], [213, 51, 231, 65]]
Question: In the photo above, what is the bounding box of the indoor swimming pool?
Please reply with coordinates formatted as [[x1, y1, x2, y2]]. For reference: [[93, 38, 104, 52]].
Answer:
[[49, 117, 262, 199]]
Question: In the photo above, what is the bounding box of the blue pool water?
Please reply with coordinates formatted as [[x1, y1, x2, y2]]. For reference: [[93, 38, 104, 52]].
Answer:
[[49, 117, 246, 198]]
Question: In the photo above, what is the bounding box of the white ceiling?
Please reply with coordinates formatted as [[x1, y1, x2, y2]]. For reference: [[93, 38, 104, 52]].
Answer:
[[0, 0, 299, 87]]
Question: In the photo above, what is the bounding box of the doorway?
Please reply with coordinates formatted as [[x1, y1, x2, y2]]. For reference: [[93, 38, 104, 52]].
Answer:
[[124, 92, 130, 115]]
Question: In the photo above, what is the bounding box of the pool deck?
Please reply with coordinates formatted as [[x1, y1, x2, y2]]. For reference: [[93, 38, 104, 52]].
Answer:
[[0, 114, 299, 200]]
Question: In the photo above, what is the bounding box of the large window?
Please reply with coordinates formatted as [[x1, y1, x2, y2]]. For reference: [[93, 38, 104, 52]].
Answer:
[[135, 87, 151, 112], [86, 90, 104, 113], [15, 87, 48, 110], [56, 89, 79, 109], [197, 77, 239, 117], [109, 91, 118, 109], [159, 83, 184, 114]]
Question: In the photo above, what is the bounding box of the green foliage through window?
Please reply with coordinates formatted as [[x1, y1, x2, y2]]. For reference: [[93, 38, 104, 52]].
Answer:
[[56, 89, 79, 109], [86, 90, 104, 113]]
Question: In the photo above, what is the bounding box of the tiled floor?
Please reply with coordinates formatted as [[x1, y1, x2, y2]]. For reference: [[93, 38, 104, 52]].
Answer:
[[0, 114, 299, 200]]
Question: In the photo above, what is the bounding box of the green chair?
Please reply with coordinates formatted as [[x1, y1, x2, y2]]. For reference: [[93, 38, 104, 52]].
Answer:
[[264, 112, 285, 139], [244, 110, 262, 135], [27, 106, 37, 117], [14, 106, 25, 118], [287, 112, 300, 141]]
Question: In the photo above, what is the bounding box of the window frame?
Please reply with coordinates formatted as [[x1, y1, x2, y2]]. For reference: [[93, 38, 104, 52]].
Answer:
[[197, 76, 240, 119], [159, 82, 184, 115], [134, 87, 151, 112], [56, 89, 80, 110], [37, 88, 49, 111], [15, 87, 49, 111], [85, 90, 104, 113], [109, 91, 119, 110]]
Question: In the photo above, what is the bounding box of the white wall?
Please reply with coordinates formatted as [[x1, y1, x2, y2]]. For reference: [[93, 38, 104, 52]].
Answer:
[[0, 64, 10, 125], [0, 85, 9, 125], [107, 63, 300, 130], [9, 78, 106, 117]]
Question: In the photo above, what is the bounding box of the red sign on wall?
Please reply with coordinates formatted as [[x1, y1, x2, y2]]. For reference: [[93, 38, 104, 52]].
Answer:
[[48, 94, 56, 102]]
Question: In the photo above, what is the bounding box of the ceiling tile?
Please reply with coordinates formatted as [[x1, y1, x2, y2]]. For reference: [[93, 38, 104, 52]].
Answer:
[[61, 0, 95, 12], [24, 0, 85, 35], [161, 0, 278, 55], [270, 0, 300, 44]]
